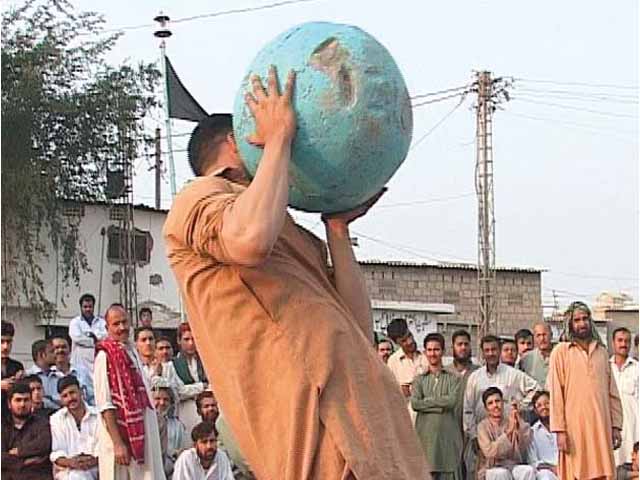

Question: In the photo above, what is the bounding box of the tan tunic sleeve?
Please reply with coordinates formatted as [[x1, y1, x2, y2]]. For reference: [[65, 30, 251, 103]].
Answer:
[[607, 357, 624, 430], [548, 345, 567, 433], [164, 177, 240, 264], [477, 420, 513, 460]]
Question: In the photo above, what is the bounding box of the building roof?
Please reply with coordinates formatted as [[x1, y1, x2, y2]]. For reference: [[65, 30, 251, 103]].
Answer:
[[359, 259, 544, 273], [67, 199, 169, 214]]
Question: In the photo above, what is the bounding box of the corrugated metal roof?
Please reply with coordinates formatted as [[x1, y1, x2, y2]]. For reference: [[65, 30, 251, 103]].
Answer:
[[359, 259, 544, 273]]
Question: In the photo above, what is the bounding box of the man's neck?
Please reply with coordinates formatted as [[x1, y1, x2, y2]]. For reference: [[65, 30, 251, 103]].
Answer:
[[539, 347, 551, 358], [539, 417, 551, 430], [36, 360, 50, 371], [402, 349, 417, 360], [183, 352, 196, 362], [452, 358, 471, 371], [56, 361, 71, 373], [488, 414, 502, 426], [11, 415, 28, 429], [69, 403, 87, 424], [486, 363, 499, 374], [140, 353, 155, 366], [2, 357, 8, 367], [199, 455, 214, 470], [575, 338, 592, 351], [615, 353, 629, 368]]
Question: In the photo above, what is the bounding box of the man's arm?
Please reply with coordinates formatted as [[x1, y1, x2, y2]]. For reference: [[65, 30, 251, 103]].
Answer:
[[325, 220, 373, 341], [219, 67, 297, 266], [322, 190, 386, 341], [68, 318, 94, 348]]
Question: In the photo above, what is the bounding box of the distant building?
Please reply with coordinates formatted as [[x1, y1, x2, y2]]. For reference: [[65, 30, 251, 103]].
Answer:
[[3, 202, 545, 366], [361, 260, 543, 347]]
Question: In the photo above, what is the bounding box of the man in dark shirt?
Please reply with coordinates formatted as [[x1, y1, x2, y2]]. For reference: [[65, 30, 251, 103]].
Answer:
[[2, 321, 24, 417], [1, 381, 52, 479]]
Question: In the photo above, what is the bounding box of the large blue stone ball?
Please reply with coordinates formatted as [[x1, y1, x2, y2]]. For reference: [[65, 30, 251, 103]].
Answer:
[[233, 22, 413, 213]]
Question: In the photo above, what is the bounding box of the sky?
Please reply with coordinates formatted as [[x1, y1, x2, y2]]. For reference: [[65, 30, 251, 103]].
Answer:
[[71, 0, 638, 311]]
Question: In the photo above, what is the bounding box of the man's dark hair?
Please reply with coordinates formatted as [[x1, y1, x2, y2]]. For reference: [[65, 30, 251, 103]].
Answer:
[[23, 374, 43, 386], [501, 338, 517, 347], [1, 321, 15, 338], [515, 328, 533, 343], [79, 293, 95, 306], [612, 327, 632, 340], [482, 386, 503, 407], [480, 335, 501, 349], [386, 318, 409, 342], [31, 339, 49, 362], [376, 338, 393, 348], [57, 375, 80, 394], [156, 336, 173, 346], [424, 332, 445, 350], [8, 381, 32, 402], [196, 390, 216, 414], [138, 307, 152, 319], [188, 114, 233, 176], [134, 326, 155, 342], [531, 390, 549, 407], [47, 334, 70, 347], [191, 420, 218, 443], [451, 329, 471, 344], [635, 333, 639, 347], [634, 441, 639, 453]]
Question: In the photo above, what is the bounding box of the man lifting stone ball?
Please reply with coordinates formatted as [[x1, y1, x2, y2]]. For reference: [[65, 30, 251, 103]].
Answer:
[[164, 66, 428, 479]]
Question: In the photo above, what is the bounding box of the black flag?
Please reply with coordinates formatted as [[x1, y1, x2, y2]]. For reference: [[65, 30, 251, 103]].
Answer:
[[165, 55, 208, 122]]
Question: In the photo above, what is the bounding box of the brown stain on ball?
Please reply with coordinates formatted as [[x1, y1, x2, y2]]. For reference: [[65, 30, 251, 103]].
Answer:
[[309, 37, 355, 107]]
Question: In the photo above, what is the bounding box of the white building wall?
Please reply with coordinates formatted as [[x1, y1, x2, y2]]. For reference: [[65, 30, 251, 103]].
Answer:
[[5, 203, 181, 366]]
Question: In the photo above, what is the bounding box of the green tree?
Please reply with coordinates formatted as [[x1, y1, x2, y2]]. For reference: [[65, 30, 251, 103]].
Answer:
[[1, 0, 160, 314]]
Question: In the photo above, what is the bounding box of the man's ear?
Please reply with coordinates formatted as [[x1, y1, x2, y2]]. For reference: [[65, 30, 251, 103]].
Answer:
[[226, 132, 238, 153]]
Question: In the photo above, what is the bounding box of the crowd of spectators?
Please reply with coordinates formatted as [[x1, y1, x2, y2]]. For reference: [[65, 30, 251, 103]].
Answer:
[[1, 293, 638, 480]]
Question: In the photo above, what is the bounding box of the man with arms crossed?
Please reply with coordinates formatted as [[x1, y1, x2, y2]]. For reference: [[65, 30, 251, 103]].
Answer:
[[164, 67, 427, 479]]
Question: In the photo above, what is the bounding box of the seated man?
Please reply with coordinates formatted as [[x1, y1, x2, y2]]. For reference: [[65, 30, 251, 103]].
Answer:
[[617, 442, 639, 480], [152, 377, 187, 479], [50, 375, 98, 480], [526, 391, 558, 480], [1, 381, 52, 479], [24, 374, 57, 417], [173, 421, 234, 480], [477, 386, 535, 480], [196, 390, 219, 425]]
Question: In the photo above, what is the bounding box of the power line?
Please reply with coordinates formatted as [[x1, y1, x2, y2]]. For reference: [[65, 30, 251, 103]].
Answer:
[[513, 87, 638, 102], [376, 192, 475, 209], [513, 77, 638, 90], [513, 90, 638, 106], [503, 111, 638, 141], [511, 97, 638, 119], [97, 0, 320, 34], [410, 93, 469, 150], [547, 270, 638, 282], [410, 85, 471, 100], [411, 91, 470, 109]]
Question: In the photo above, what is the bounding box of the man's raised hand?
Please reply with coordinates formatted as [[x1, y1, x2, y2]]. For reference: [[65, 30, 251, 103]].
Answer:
[[245, 66, 296, 147]]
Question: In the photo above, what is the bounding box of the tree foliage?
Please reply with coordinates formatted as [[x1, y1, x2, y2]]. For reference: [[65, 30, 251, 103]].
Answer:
[[1, 0, 160, 313]]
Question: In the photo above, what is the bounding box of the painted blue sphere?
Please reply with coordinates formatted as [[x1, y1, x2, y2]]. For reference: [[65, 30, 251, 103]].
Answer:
[[233, 22, 413, 213]]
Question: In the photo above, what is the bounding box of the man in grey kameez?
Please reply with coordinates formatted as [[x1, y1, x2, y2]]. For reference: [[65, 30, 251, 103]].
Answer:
[[412, 332, 463, 480]]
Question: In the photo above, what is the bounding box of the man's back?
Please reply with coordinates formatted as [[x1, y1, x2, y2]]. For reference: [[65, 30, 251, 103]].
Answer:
[[164, 174, 428, 479]]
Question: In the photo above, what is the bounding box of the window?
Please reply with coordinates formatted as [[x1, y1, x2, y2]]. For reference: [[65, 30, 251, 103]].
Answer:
[[107, 226, 153, 265]]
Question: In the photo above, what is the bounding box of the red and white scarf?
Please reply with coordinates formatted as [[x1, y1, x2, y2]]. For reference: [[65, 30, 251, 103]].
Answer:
[[96, 337, 151, 463]]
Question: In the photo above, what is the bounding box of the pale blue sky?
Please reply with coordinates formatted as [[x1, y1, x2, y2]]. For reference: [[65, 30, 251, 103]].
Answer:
[[86, 0, 638, 310]]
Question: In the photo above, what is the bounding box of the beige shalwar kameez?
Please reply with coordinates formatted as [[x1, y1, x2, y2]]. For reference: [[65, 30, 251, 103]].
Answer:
[[547, 341, 623, 480], [163, 173, 428, 480]]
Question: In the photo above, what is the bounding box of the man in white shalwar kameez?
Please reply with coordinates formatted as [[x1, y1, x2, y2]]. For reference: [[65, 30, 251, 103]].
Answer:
[[611, 327, 639, 467], [94, 304, 165, 480]]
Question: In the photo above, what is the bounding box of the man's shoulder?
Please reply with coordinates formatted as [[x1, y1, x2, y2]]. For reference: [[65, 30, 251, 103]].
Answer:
[[169, 176, 237, 213], [50, 407, 68, 423]]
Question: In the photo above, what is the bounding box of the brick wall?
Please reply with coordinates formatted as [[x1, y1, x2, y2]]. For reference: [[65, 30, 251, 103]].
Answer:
[[361, 262, 542, 344]]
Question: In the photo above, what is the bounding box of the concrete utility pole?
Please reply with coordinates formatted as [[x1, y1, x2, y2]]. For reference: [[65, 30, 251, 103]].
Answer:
[[154, 127, 162, 209], [474, 71, 511, 343]]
